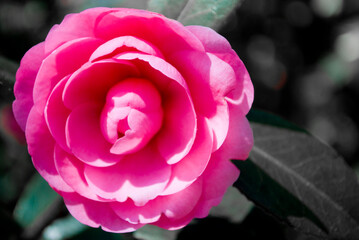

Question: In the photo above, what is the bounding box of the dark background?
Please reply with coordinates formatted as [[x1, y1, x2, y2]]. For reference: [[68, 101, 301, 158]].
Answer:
[[0, 0, 358, 239]]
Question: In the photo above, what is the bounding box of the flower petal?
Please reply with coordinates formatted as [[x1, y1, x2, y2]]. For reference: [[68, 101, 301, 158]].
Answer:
[[152, 213, 194, 231], [193, 156, 240, 218], [111, 178, 202, 224], [213, 101, 254, 161], [169, 50, 235, 150], [45, 76, 71, 152], [90, 36, 164, 62], [54, 144, 109, 202], [66, 102, 122, 167], [84, 146, 171, 205], [62, 192, 143, 233], [187, 25, 254, 115], [95, 9, 204, 56], [33, 37, 103, 112], [25, 107, 73, 192], [44, 7, 113, 54], [13, 42, 45, 131], [116, 53, 196, 164], [100, 78, 163, 154], [63, 60, 139, 110], [161, 117, 212, 195]]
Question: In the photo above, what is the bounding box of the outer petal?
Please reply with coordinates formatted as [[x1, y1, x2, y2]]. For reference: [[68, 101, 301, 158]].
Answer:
[[54, 144, 109, 202], [161, 117, 212, 195], [169, 50, 235, 151], [215, 101, 254, 161], [186, 25, 254, 115], [33, 37, 103, 112], [154, 152, 240, 230], [13, 42, 45, 131], [155, 108, 250, 228], [44, 7, 113, 54], [193, 156, 240, 218], [95, 8, 204, 56], [25, 107, 73, 192], [84, 145, 171, 205], [62, 192, 143, 233], [110, 178, 202, 224], [152, 213, 194, 231]]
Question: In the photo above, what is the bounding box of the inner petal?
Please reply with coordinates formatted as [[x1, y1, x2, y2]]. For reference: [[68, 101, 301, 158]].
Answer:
[[90, 36, 164, 62], [100, 78, 163, 155]]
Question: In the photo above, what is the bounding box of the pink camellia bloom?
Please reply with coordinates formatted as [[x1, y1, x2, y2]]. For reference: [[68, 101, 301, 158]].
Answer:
[[13, 8, 253, 232]]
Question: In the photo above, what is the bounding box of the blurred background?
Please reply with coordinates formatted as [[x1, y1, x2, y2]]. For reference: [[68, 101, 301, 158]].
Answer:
[[0, 0, 359, 239]]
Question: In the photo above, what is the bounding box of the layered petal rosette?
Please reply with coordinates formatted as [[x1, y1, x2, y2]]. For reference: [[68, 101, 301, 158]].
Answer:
[[13, 8, 254, 232]]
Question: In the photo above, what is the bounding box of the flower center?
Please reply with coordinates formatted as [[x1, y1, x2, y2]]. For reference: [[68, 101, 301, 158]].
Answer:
[[100, 78, 163, 155]]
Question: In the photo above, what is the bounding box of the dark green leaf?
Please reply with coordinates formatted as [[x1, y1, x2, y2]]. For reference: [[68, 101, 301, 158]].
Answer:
[[134, 225, 180, 240], [234, 110, 359, 239], [13, 173, 59, 227], [42, 215, 87, 240], [147, 0, 188, 19], [209, 186, 253, 222], [176, 0, 244, 30], [70, 227, 125, 240], [247, 109, 306, 133]]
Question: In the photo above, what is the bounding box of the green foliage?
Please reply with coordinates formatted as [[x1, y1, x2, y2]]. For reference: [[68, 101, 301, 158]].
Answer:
[[147, 0, 243, 30], [147, 0, 188, 19], [13, 173, 59, 227], [42, 215, 87, 240], [176, 0, 243, 30], [234, 110, 359, 239]]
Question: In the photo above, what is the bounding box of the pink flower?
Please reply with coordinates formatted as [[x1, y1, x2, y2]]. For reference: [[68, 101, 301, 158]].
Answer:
[[12, 8, 253, 232]]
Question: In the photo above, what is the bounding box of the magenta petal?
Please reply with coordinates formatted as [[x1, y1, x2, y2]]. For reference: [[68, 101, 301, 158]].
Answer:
[[116, 53, 196, 164], [110, 199, 162, 224], [25, 107, 73, 192], [45, 76, 71, 152], [186, 25, 232, 53], [13, 42, 45, 131], [169, 51, 235, 150], [62, 192, 143, 233], [44, 7, 113, 54], [84, 146, 171, 205], [66, 102, 121, 167], [152, 213, 194, 231], [194, 155, 240, 218], [190, 104, 253, 219], [63, 60, 139, 110], [187, 25, 254, 115], [33, 37, 103, 112], [110, 178, 202, 224], [100, 78, 163, 154], [95, 9, 204, 56], [213, 101, 254, 161], [169, 51, 236, 111], [161, 117, 212, 195], [90, 36, 164, 62], [207, 102, 229, 152], [54, 144, 109, 202], [110, 109, 163, 154]]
